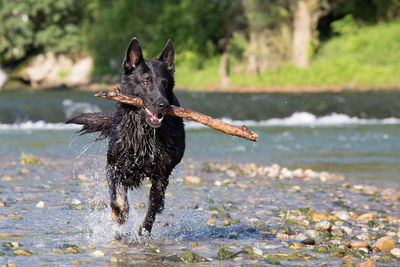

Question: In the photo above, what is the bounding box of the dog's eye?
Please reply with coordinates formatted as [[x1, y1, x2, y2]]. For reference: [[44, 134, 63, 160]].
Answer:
[[142, 81, 149, 86]]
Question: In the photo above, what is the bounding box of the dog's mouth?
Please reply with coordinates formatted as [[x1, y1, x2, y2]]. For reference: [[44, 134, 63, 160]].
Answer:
[[143, 107, 164, 127]]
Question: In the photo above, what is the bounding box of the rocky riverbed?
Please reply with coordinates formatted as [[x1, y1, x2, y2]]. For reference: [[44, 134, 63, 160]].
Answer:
[[1, 154, 399, 266]]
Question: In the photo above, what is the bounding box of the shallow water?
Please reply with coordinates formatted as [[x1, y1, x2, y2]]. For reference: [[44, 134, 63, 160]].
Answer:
[[0, 90, 400, 182], [1, 154, 399, 266], [0, 90, 399, 266]]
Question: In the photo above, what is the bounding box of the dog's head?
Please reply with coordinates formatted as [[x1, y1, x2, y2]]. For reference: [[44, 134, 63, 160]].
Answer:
[[120, 37, 175, 128]]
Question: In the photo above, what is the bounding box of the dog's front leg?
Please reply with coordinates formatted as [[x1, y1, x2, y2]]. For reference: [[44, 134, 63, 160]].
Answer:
[[107, 169, 129, 225], [139, 179, 167, 235]]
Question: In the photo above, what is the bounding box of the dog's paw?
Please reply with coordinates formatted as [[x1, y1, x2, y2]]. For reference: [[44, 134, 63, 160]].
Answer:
[[138, 226, 151, 237], [111, 208, 128, 225]]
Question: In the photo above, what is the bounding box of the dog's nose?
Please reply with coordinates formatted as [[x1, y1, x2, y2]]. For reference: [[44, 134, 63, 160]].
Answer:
[[158, 101, 170, 111]]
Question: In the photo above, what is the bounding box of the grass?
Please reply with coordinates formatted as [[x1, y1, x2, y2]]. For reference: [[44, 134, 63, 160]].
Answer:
[[175, 56, 220, 90], [175, 20, 400, 90]]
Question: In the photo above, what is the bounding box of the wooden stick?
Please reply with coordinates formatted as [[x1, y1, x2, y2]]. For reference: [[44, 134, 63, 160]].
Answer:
[[95, 87, 258, 142]]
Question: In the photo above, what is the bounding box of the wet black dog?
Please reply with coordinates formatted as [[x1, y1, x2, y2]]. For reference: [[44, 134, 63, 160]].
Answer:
[[66, 38, 185, 235]]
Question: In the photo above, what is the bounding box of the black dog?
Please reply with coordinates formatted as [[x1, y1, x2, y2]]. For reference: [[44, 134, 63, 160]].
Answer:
[[67, 38, 185, 235]]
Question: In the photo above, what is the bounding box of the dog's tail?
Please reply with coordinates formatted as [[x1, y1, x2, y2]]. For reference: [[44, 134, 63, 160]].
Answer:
[[66, 112, 113, 140]]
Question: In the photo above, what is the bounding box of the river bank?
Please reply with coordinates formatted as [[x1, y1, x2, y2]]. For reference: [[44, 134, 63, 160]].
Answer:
[[3, 80, 400, 94], [0, 155, 399, 266]]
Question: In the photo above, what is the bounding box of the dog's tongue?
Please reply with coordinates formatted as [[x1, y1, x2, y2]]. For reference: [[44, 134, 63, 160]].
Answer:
[[144, 107, 162, 124]]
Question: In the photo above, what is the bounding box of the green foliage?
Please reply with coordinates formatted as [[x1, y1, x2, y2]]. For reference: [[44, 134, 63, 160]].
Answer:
[[1, 0, 400, 90], [175, 56, 220, 90], [0, 0, 88, 64], [85, 0, 238, 74], [226, 20, 400, 88], [331, 15, 360, 35]]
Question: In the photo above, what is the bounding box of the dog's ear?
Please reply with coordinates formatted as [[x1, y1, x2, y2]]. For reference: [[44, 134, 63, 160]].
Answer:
[[123, 37, 143, 72], [159, 39, 174, 74]]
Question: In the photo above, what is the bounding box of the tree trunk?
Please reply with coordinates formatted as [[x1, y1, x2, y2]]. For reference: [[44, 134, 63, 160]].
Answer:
[[292, 0, 312, 68], [246, 32, 259, 74], [219, 51, 229, 88]]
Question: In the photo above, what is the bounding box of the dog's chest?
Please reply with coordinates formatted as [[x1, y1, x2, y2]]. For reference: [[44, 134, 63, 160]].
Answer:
[[109, 109, 170, 177]]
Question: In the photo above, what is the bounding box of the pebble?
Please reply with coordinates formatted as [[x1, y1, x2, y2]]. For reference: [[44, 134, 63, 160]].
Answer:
[[206, 220, 216, 226], [293, 168, 304, 178], [390, 248, 400, 257], [35, 201, 45, 208], [350, 241, 369, 249], [13, 249, 32, 256], [0, 200, 5, 207], [91, 250, 106, 257], [290, 185, 301, 192], [304, 230, 319, 239], [71, 199, 81, 205], [288, 243, 303, 249], [2, 175, 13, 181], [319, 172, 330, 182], [356, 233, 370, 241], [252, 247, 263, 255], [312, 213, 326, 221], [214, 179, 233, 186], [300, 238, 315, 245], [314, 219, 331, 231], [295, 233, 308, 241], [357, 260, 376, 267], [304, 169, 319, 179], [358, 213, 375, 221], [341, 226, 353, 235], [372, 236, 395, 252], [333, 210, 350, 220], [280, 168, 293, 179], [19, 168, 30, 174], [183, 176, 202, 185], [276, 232, 290, 239]]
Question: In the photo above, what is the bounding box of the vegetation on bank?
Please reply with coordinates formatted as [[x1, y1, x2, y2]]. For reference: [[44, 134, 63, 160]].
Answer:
[[1, 0, 400, 91], [176, 19, 400, 90]]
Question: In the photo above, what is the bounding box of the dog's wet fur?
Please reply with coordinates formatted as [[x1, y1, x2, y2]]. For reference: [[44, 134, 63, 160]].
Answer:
[[66, 38, 185, 235]]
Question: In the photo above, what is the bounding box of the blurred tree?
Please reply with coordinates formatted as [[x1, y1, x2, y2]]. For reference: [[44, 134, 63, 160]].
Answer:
[[85, 0, 237, 74], [292, 0, 330, 67], [0, 0, 88, 66], [240, 0, 293, 74]]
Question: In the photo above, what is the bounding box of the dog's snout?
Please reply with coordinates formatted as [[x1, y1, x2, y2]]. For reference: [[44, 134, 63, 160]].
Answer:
[[157, 100, 170, 112]]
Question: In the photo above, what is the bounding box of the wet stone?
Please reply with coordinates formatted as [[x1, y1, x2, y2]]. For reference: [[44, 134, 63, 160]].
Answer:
[[301, 238, 316, 245], [217, 247, 236, 260], [91, 250, 106, 257], [372, 236, 395, 252], [12, 249, 32, 256], [350, 241, 369, 249], [357, 260, 376, 267], [183, 176, 202, 185], [109, 256, 124, 263], [391, 248, 400, 257], [334, 210, 351, 220], [288, 243, 303, 249], [304, 230, 320, 239], [314, 219, 332, 231], [35, 201, 45, 208]]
